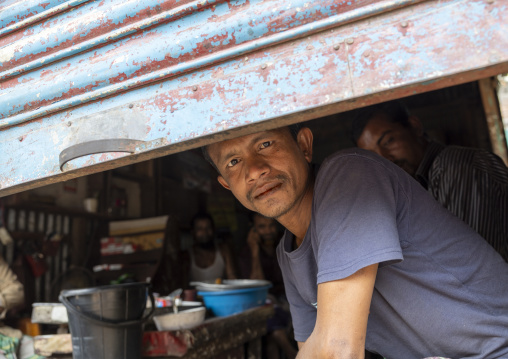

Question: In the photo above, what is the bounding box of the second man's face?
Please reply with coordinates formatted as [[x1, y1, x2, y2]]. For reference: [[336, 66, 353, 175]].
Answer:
[[253, 215, 278, 245], [193, 219, 214, 244], [207, 127, 313, 221], [357, 113, 426, 177]]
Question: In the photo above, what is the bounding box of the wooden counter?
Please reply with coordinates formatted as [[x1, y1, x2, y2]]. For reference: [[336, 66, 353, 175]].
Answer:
[[143, 305, 274, 358], [34, 305, 274, 359]]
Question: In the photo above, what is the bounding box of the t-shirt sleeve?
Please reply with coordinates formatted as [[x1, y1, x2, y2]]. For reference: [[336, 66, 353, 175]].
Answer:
[[313, 153, 405, 284], [283, 269, 317, 342]]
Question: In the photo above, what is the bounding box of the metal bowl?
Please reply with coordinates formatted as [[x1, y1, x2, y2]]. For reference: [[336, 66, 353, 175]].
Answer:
[[153, 306, 206, 331], [190, 279, 272, 292]]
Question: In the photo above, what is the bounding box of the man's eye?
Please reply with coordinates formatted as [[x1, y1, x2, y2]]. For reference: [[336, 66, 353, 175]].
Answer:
[[383, 137, 394, 147], [260, 141, 272, 149], [227, 159, 239, 168]]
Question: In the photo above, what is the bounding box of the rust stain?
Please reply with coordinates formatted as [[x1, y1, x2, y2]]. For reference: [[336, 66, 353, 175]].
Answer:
[[0, 77, 21, 90], [121, 31, 240, 81], [2, 0, 382, 121], [109, 72, 129, 83], [40, 63, 71, 78], [98, 153, 109, 161], [398, 21, 410, 36], [1, 0, 197, 73], [0, 30, 26, 48], [152, 93, 179, 112], [19, 80, 105, 115]]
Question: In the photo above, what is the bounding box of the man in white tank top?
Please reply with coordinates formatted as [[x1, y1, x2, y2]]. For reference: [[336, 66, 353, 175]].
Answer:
[[184, 213, 237, 283]]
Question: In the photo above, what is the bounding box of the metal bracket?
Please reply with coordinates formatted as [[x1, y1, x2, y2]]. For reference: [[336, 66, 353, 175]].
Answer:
[[59, 138, 162, 171]]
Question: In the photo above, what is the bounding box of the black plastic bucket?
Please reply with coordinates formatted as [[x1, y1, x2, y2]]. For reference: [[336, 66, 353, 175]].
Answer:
[[59, 283, 154, 359]]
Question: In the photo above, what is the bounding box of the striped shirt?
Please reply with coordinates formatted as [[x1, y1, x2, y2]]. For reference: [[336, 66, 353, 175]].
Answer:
[[415, 141, 508, 261]]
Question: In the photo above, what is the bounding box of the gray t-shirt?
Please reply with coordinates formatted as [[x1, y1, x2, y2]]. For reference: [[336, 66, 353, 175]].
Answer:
[[277, 148, 508, 359]]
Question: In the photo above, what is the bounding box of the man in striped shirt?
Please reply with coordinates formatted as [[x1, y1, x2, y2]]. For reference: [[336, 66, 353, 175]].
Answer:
[[352, 100, 508, 261]]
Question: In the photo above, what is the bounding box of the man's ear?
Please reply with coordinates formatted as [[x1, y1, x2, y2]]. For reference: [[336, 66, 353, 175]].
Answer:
[[217, 175, 231, 191], [297, 127, 313, 163], [408, 115, 424, 137]]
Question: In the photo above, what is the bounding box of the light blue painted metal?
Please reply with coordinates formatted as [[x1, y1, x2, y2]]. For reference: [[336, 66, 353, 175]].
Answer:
[[1, 0, 389, 122], [0, 0, 91, 36], [0, 0, 217, 78], [0, 0, 424, 128], [1, 0, 67, 30], [0, 0, 507, 196]]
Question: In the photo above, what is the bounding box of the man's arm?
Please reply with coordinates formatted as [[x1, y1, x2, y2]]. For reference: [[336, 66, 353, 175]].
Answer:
[[297, 263, 378, 359], [0, 257, 24, 318]]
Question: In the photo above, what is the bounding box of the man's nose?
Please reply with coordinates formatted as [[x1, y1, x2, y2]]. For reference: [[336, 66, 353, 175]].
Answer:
[[245, 157, 269, 181]]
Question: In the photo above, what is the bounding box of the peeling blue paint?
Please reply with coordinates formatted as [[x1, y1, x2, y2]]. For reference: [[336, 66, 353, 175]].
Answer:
[[1, 0, 425, 127], [0, 0, 507, 195], [0, 0, 69, 30]]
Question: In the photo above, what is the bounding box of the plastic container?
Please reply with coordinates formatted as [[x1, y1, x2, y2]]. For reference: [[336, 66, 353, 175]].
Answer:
[[59, 283, 154, 359], [153, 301, 203, 313], [198, 285, 271, 317], [153, 307, 206, 331]]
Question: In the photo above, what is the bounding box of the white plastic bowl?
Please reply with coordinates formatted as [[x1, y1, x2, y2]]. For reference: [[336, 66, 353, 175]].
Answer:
[[153, 306, 206, 331]]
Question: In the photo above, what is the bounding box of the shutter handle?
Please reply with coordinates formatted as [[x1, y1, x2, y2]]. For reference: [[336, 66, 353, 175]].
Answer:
[[59, 139, 145, 171]]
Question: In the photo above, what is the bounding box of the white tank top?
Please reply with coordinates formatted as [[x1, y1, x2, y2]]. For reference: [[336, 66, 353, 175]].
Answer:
[[189, 246, 226, 282]]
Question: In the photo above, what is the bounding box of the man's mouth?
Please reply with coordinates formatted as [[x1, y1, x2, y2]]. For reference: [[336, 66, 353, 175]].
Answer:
[[253, 182, 282, 200]]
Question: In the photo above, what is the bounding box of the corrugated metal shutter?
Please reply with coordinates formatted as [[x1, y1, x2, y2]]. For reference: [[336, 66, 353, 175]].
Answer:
[[1, 0, 507, 196]]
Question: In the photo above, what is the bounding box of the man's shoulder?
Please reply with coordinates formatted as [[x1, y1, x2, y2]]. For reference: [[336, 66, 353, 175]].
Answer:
[[322, 147, 386, 164], [439, 145, 482, 157], [437, 145, 507, 172], [318, 148, 396, 177], [439, 144, 498, 159], [313, 148, 412, 206]]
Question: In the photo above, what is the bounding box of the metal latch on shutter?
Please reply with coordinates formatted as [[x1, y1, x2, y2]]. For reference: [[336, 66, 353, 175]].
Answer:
[[59, 138, 166, 171]]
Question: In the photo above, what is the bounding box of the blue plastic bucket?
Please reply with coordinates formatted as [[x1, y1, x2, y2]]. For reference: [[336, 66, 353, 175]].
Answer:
[[198, 285, 271, 317]]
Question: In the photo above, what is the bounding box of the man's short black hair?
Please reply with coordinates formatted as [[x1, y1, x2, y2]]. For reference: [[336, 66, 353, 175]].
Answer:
[[350, 101, 410, 145], [201, 145, 219, 173], [201, 124, 301, 173], [287, 123, 301, 141], [190, 212, 215, 230]]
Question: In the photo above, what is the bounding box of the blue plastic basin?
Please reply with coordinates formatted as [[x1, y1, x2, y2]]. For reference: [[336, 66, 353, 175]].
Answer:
[[197, 285, 271, 317]]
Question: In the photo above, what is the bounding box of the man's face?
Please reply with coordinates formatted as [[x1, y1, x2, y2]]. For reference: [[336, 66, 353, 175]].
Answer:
[[207, 127, 313, 220], [253, 215, 278, 245], [192, 218, 214, 244], [356, 112, 426, 176]]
